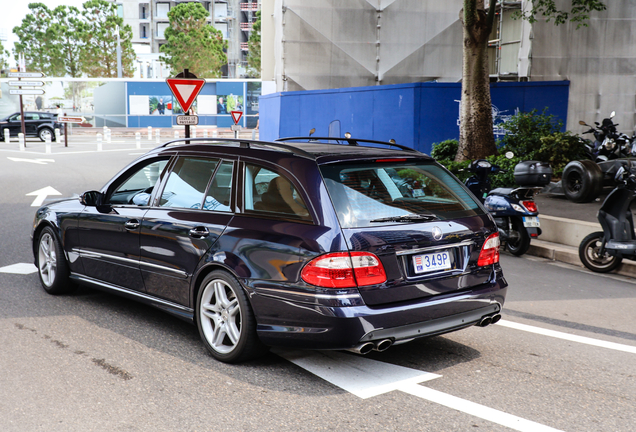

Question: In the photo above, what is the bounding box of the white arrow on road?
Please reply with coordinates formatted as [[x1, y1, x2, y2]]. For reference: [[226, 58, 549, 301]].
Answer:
[[26, 186, 62, 207]]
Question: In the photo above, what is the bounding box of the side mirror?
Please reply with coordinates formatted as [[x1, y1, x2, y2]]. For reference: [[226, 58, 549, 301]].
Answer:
[[80, 190, 103, 206], [578, 120, 587, 126]]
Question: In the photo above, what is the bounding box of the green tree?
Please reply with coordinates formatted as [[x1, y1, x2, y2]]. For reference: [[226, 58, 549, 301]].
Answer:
[[456, 0, 606, 162], [80, 0, 136, 78], [247, 11, 261, 78], [159, 2, 227, 78], [0, 40, 10, 73]]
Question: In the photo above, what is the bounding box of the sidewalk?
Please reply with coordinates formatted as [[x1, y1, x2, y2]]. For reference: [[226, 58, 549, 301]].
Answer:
[[528, 192, 636, 277]]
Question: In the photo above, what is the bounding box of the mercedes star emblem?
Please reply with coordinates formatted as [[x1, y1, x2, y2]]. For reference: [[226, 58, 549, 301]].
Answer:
[[432, 226, 443, 241]]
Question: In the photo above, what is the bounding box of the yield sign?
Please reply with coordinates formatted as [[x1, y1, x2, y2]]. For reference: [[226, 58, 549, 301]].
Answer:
[[165, 78, 205, 114], [231, 111, 243, 124]]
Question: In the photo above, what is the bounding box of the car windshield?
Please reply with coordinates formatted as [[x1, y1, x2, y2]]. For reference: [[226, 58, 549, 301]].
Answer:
[[320, 160, 483, 228]]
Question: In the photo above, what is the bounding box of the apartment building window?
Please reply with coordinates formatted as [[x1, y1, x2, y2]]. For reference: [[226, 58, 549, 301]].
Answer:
[[156, 3, 170, 19], [140, 23, 149, 39], [157, 23, 169, 39]]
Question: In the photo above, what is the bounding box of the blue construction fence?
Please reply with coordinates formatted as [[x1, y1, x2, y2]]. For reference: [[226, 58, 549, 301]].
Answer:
[[259, 81, 570, 155]]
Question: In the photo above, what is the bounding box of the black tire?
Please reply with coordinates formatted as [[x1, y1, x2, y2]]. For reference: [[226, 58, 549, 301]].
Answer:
[[505, 217, 531, 256], [38, 127, 54, 142], [196, 270, 268, 363], [36, 227, 74, 294], [562, 160, 603, 203], [579, 231, 622, 273]]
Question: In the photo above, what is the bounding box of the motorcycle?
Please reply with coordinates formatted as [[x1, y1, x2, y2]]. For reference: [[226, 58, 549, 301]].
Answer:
[[464, 157, 552, 256], [578, 111, 634, 162], [579, 164, 636, 273]]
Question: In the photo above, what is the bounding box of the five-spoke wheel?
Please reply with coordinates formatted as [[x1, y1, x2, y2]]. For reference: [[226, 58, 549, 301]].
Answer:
[[36, 227, 73, 294]]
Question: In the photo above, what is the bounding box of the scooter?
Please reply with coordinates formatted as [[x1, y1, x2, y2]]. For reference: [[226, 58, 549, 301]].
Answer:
[[579, 164, 636, 273], [464, 158, 551, 256]]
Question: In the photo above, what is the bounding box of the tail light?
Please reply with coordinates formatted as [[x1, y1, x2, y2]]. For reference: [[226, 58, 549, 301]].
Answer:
[[301, 252, 387, 288], [521, 200, 538, 213], [477, 232, 500, 266]]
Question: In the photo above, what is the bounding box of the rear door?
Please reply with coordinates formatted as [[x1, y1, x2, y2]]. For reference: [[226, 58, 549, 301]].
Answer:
[[319, 159, 493, 306], [139, 156, 235, 306]]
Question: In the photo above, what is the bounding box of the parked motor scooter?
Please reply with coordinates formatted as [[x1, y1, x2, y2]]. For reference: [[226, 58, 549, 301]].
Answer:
[[464, 157, 552, 256], [579, 164, 636, 272]]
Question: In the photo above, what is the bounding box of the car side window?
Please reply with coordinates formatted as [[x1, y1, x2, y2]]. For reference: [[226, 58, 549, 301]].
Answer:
[[244, 163, 310, 220], [159, 157, 219, 209], [108, 159, 169, 206], [25, 114, 38, 120], [204, 160, 233, 212]]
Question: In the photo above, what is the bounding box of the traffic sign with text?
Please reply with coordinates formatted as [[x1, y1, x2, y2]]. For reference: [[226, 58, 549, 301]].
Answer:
[[8, 72, 45, 78], [57, 116, 85, 124], [166, 78, 205, 114], [9, 81, 44, 87], [231, 111, 243, 124], [176, 115, 199, 125], [10, 89, 45, 95]]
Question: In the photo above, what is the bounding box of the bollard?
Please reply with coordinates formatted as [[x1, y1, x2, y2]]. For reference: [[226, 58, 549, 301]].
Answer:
[[174, 131, 179, 139], [212, 130, 217, 138], [3, 128, 9, 143], [203, 130, 208, 139], [135, 132, 141, 149], [97, 133, 103, 152], [148, 126, 152, 140], [55, 128, 61, 144], [155, 129, 161, 144], [18, 133, 25, 151], [106, 128, 112, 143], [192, 127, 197, 139], [252, 129, 256, 140], [45, 135, 52, 154]]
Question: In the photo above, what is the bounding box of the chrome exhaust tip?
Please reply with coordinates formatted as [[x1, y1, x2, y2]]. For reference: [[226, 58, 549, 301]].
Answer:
[[346, 342, 375, 355], [490, 314, 502, 325], [478, 316, 493, 327], [373, 339, 393, 352]]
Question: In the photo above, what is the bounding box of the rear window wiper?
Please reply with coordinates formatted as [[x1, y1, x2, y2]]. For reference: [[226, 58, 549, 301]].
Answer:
[[370, 213, 439, 223]]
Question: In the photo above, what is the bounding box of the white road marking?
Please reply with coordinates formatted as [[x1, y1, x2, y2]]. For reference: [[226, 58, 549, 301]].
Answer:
[[26, 186, 62, 207], [8, 157, 55, 165], [498, 320, 636, 354], [0, 263, 38, 274], [276, 349, 563, 432], [276, 349, 441, 399], [400, 383, 563, 432]]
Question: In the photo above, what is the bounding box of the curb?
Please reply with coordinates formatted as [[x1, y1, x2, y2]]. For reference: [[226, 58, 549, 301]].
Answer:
[[527, 218, 636, 278]]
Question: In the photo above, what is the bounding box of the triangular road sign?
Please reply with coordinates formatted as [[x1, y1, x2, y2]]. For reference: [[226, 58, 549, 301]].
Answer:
[[166, 78, 206, 114], [231, 111, 243, 124]]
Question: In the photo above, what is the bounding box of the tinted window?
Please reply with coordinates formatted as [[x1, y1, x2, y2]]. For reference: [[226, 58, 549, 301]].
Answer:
[[204, 160, 233, 212], [160, 157, 219, 209], [320, 161, 483, 228], [25, 114, 38, 120], [244, 163, 310, 220], [109, 159, 169, 205]]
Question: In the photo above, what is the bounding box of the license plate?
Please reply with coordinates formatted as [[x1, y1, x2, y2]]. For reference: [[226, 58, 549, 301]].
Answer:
[[413, 251, 451, 274], [523, 216, 540, 228]]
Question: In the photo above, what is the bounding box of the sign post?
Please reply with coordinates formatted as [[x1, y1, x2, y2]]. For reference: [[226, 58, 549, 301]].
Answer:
[[166, 69, 205, 143], [8, 71, 45, 146], [57, 116, 85, 147], [231, 111, 243, 139]]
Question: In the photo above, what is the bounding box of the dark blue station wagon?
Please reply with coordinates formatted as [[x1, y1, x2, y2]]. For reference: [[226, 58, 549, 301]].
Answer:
[[32, 137, 507, 363]]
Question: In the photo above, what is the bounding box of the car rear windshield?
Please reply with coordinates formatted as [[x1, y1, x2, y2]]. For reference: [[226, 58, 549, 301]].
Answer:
[[320, 160, 483, 228]]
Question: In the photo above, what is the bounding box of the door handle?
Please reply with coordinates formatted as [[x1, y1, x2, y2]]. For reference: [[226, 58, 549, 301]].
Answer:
[[125, 219, 140, 230], [189, 226, 210, 238]]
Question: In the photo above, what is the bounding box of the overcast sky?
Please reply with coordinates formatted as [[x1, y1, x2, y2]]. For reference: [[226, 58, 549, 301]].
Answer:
[[1, 0, 86, 62]]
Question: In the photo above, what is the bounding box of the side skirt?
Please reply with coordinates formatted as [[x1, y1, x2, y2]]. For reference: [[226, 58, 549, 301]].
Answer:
[[70, 273, 194, 323]]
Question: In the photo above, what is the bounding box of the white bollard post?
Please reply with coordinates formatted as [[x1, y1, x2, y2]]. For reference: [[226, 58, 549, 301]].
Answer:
[[251, 129, 256, 140], [191, 127, 197, 139], [148, 126, 152, 140], [18, 133, 25, 151], [45, 135, 52, 154], [3, 128, 9, 143], [212, 130, 217, 138], [97, 133, 103, 151], [135, 132, 141, 149], [106, 128, 112, 143], [155, 129, 161, 144], [174, 131, 179, 139], [55, 128, 61, 144], [203, 130, 208, 139]]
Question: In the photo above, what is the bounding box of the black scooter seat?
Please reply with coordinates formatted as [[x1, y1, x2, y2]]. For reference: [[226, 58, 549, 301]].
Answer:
[[606, 239, 636, 254], [489, 188, 515, 196]]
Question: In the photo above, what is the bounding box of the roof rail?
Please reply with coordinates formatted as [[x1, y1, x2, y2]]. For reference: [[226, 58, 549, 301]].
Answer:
[[276, 136, 421, 153], [158, 137, 315, 158]]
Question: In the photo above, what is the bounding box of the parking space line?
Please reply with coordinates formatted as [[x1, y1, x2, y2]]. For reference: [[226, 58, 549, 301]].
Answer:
[[0, 263, 38, 274], [400, 383, 563, 432], [498, 320, 636, 354], [277, 349, 563, 431]]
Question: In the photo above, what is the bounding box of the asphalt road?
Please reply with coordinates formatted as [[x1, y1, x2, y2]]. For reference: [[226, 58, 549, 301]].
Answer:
[[1, 138, 635, 431]]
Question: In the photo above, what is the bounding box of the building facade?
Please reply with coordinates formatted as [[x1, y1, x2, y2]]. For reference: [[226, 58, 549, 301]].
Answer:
[[116, 0, 260, 78]]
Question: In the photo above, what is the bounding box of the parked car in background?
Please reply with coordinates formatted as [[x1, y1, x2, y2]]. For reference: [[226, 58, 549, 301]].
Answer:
[[31, 136, 508, 363], [0, 111, 62, 141]]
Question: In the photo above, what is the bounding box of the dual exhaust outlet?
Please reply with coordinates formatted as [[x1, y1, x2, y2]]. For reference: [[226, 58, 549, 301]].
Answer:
[[477, 313, 502, 327], [347, 338, 393, 355]]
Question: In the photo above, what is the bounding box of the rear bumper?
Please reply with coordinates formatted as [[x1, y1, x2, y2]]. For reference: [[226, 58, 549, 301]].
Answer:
[[251, 277, 507, 350]]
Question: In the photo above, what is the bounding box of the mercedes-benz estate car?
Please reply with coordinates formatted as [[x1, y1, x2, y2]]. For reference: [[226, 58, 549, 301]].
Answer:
[[32, 136, 507, 363]]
